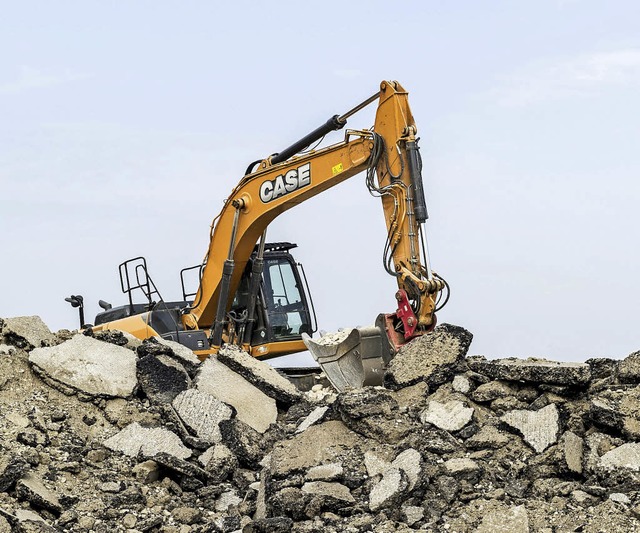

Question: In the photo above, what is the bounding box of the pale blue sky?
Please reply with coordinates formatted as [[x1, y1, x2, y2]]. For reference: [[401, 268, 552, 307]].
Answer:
[[1, 1, 639, 363]]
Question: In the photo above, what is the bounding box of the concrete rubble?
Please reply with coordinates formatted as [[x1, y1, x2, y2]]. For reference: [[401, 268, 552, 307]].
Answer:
[[0, 317, 639, 531]]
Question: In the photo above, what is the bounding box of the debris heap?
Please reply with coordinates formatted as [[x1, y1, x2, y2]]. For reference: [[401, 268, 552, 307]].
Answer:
[[1, 315, 640, 532]]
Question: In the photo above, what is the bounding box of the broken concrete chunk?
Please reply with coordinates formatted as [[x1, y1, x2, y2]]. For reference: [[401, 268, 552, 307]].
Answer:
[[217, 344, 302, 405], [391, 448, 421, 491], [103, 422, 191, 460], [0, 316, 55, 350], [219, 418, 267, 470], [202, 444, 238, 483], [468, 356, 591, 386], [475, 504, 529, 533], [562, 431, 584, 475], [0, 456, 29, 492], [452, 375, 471, 394], [444, 458, 481, 479], [369, 467, 409, 511], [599, 443, 640, 471], [153, 337, 201, 372], [196, 358, 277, 434], [172, 388, 232, 442], [152, 451, 208, 480], [137, 354, 190, 404], [306, 462, 344, 482], [420, 399, 474, 432], [132, 460, 161, 483], [383, 323, 473, 390], [501, 403, 560, 453], [471, 380, 518, 403], [29, 335, 137, 398], [296, 406, 329, 433], [618, 351, 640, 383], [301, 481, 355, 503], [364, 451, 392, 478], [15, 473, 62, 514], [465, 424, 510, 450], [270, 421, 362, 478]]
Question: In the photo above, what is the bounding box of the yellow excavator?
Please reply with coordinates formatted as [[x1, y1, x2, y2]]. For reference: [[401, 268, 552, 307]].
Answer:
[[66, 80, 449, 391]]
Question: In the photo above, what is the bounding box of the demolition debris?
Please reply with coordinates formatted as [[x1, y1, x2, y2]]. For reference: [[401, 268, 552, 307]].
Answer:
[[1, 316, 640, 532]]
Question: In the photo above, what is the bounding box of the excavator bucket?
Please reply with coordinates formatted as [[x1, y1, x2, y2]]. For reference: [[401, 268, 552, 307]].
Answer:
[[302, 316, 396, 392]]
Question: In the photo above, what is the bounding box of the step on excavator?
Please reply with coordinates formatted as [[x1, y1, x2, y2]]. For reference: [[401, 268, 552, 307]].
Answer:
[[66, 80, 450, 391]]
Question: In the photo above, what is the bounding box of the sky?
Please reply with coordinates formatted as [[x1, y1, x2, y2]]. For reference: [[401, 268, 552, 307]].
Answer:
[[1, 1, 639, 365]]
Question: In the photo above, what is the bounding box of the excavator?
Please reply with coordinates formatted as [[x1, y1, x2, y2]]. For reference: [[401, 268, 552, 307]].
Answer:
[[66, 80, 449, 391]]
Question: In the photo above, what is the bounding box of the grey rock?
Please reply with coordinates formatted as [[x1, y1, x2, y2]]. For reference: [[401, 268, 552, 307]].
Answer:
[[137, 354, 190, 404], [196, 357, 277, 433], [336, 387, 416, 443], [172, 388, 232, 442], [420, 399, 474, 432], [586, 357, 619, 380], [364, 451, 392, 478], [15, 473, 62, 514], [217, 344, 302, 405], [383, 323, 473, 390], [171, 506, 202, 525], [103, 422, 192, 459], [501, 403, 560, 453], [468, 356, 591, 386], [296, 406, 329, 433], [0, 316, 54, 350], [29, 335, 137, 398], [215, 489, 242, 512]]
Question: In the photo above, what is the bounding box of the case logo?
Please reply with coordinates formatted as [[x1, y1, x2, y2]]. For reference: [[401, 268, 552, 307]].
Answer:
[[259, 163, 311, 203]]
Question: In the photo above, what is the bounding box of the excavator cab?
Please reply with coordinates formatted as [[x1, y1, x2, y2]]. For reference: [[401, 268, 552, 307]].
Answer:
[[230, 242, 316, 349], [86, 242, 316, 360]]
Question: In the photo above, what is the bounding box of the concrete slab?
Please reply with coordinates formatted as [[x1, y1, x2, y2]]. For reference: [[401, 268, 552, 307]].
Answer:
[[468, 356, 590, 386], [103, 422, 191, 460], [29, 334, 137, 398], [420, 399, 474, 432], [196, 358, 276, 433], [501, 403, 560, 453], [384, 323, 473, 390], [217, 344, 302, 405], [172, 388, 232, 442], [0, 316, 55, 350]]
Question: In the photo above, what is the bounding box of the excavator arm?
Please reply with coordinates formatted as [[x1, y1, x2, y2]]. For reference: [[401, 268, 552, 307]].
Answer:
[[182, 81, 446, 365]]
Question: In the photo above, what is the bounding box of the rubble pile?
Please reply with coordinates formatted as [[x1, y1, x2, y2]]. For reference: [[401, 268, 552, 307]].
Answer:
[[1, 316, 640, 532]]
